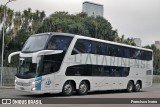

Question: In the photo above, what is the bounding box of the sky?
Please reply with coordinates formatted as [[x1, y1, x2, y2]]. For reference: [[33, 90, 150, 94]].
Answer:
[[0, 0, 160, 46]]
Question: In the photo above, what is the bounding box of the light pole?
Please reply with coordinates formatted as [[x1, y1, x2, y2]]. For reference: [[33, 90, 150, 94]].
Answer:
[[1, 0, 16, 86]]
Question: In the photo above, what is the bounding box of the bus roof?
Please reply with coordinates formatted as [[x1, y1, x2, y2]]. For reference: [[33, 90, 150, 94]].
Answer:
[[33, 32, 152, 52]]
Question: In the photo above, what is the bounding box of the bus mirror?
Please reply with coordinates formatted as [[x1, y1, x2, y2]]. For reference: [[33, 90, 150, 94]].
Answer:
[[8, 51, 21, 63]]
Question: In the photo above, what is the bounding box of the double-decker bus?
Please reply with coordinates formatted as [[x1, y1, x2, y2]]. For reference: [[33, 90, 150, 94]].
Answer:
[[8, 32, 153, 96]]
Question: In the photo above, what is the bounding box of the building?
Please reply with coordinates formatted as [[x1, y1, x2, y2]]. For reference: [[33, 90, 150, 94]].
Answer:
[[82, 1, 104, 17], [155, 41, 160, 49], [134, 38, 141, 47]]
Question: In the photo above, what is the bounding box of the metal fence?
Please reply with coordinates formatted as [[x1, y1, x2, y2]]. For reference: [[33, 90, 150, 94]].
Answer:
[[0, 67, 160, 86], [0, 67, 17, 86], [153, 75, 160, 83]]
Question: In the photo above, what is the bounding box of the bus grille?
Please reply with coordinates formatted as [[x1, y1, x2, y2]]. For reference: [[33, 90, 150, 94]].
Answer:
[[16, 81, 31, 86]]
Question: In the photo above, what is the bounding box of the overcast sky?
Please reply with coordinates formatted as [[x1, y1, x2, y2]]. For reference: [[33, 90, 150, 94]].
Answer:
[[1, 0, 160, 46]]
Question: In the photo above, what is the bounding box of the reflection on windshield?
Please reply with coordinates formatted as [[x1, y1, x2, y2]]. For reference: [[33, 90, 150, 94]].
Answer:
[[47, 36, 73, 51], [22, 35, 49, 52], [16, 60, 37, 79]]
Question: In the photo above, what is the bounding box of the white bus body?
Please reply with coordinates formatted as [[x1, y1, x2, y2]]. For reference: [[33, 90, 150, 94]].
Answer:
[[8, 32, 153, 95]]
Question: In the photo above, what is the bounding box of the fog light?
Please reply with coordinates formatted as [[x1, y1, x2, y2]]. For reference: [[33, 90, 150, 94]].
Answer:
[[31, 87, 36, 91]]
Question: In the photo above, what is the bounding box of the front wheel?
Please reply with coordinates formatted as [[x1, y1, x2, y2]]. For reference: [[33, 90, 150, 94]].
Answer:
[[62, 81, 74, 96], [126, 81, 134, 93], [77, 81, 89, 95]]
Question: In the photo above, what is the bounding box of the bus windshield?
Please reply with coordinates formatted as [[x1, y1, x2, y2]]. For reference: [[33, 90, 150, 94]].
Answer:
[[22, 35, 49, 53], [16, 59, 37, 79], [46, 36, 73, 51]]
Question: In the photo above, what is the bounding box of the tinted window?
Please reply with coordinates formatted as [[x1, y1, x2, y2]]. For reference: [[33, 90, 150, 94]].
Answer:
[[38, 53, 65, 76], [92, 42, 104, 55], [66, 65, 92, 76], [124, 47, 130, 58], [141, 51, 152, 61], [92, 65, 102, 76], [71, 39, 152, 61], [47, 36, 73, 51], [66, 65, 130, 77], [117, 46, 124, 57], [41, 60, 60, 75], [72, 39, 92, 54], [130, 49, 141, 59], [108, 45, 119, 56]]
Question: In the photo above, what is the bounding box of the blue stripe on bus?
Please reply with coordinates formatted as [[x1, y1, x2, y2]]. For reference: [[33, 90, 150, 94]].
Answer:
[[35, 76, 42, 90]]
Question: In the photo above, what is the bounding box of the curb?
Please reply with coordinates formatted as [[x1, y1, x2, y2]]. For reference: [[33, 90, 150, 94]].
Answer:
[[0, 86, 14, 89]]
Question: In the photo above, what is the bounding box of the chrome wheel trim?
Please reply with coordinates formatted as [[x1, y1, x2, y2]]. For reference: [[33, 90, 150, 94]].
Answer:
[[64, 84, 72, 95], [135, 83, 141, 91], [79, 83, 87, 94]]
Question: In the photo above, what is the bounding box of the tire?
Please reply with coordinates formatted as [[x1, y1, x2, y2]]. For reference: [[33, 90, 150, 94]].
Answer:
[[62, 81, 74, 96], [126, 81, 134, 93], [77, 81, 89, 95], [134, 81, 141, 92]]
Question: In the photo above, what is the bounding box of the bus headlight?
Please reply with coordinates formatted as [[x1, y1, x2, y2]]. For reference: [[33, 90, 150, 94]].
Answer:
[[31, 81, 36, 85], [31, 80, 42, 85]]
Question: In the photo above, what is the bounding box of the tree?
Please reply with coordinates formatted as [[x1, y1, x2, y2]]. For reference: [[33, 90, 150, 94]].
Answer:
[[144, 44, 160, 75], [5, 8, 14, 31], [21, 8, 32, 31], [1, 6, 159, 76], [0, 5, 3, 24], [13, 11, 21, 36], [32, 10, 46, 34]]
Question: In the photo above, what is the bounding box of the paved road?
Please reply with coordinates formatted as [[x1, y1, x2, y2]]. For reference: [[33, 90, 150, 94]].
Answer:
[[0, 83, 160, 107]]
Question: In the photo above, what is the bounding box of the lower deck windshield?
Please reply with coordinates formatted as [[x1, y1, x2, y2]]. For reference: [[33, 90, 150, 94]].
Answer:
[[16, 59, 37, 79], [16, 52, 65, 79]]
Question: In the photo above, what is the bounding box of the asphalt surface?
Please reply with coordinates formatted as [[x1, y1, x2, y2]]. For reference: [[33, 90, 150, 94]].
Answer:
[[0, 83, 160, 107]]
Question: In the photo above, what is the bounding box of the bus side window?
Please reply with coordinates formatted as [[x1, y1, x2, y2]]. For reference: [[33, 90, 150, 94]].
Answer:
[[66, 65, 92, 76], [124, 47, 130, 58], [117, 46, 124, 57], [72, 39, 92, 55], [142, 51, 152, 61], [41, 60, 61, 75], [131, 49, 141, 59], [92, 65, 101, 76], [42, 61, 52, 75], [108, 45, 118, 57], [95, 42, 103, 55]]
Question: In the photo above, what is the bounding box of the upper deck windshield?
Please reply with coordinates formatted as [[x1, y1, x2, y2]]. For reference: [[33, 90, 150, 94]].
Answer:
[[46, 36, 73, 51], [22, 35, 49, 53], [22, 34, 73, 53]]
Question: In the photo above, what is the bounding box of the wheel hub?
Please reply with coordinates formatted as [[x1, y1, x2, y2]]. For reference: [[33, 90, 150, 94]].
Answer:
[[80, 84, 87, 93], [64, 84, 72, 94]]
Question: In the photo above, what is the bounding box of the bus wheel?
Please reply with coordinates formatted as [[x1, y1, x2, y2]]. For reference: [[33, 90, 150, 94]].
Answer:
[[78, 81, 88, 95], [62, 81, 74, 96], [134, 82, 141, 92], [126, 81, 134, 93]]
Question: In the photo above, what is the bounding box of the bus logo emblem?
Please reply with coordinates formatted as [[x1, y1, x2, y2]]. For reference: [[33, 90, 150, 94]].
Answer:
[[45, 79, 51, 85]]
